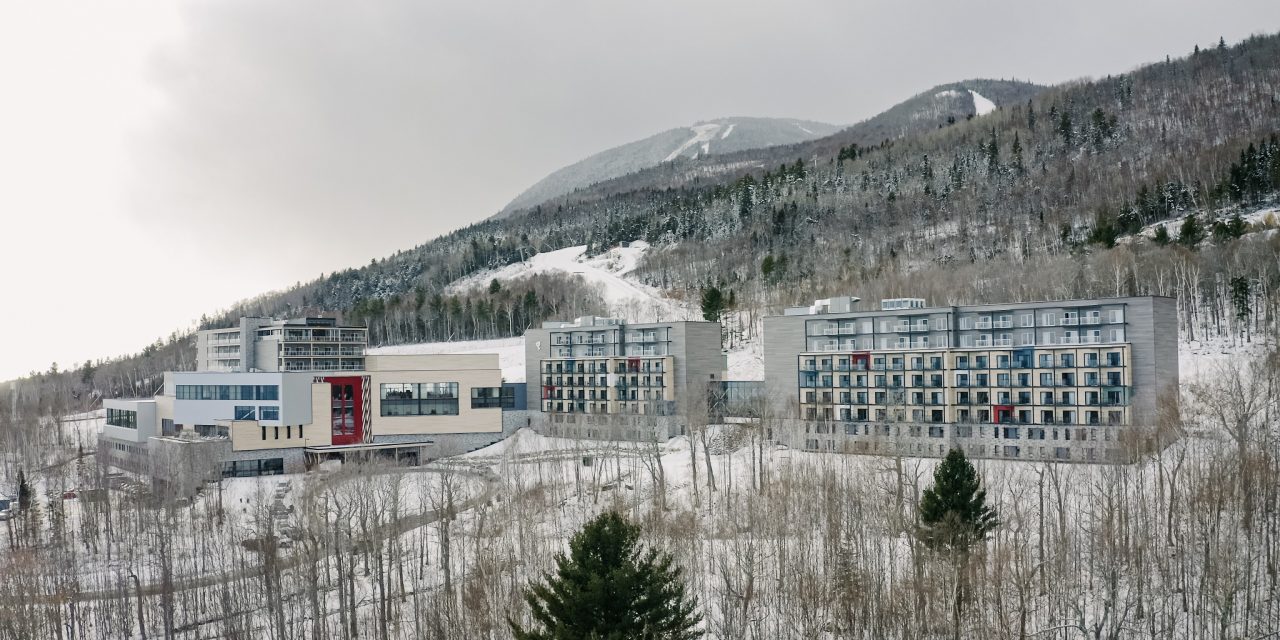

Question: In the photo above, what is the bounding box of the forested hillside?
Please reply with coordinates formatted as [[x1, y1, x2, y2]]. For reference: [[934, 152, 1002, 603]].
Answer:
[[496, 116, 843, 217], [9, 34, 1279, 406]]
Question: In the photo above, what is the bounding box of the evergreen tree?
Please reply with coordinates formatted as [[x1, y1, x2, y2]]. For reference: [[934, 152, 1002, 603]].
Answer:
[[917, 448, 999, 553], [17, 468, 31, 510], [510, 511, 702, 640], [700, 286, 726, 322], [489, 279, 503, 294], [1153, 224, 1171, 245], [917, 448, 999, 640], [1178, 214, 1206, 248], [760, 255, 775, 280], [986, 128, 999, 175], [1230, 276, 1251, 324], [1211, 213, 1247, 241], [1010, 132, 1025, 176], [1057, 109, 1074, 146]]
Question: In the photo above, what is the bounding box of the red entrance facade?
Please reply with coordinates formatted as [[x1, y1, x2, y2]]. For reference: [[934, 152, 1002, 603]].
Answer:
[[325, 376, 365, 445]]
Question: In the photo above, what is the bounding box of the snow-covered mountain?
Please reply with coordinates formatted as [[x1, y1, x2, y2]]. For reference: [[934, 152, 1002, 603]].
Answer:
[[496, 117, 841, 217]]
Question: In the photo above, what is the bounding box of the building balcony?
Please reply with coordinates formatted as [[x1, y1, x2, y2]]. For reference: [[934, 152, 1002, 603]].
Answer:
[[992, 320, 1013, 329], [1060, 318, 1079, 326]]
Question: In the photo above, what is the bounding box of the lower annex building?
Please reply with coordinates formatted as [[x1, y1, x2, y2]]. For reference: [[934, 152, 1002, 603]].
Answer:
[[101, 353, 522, 486]]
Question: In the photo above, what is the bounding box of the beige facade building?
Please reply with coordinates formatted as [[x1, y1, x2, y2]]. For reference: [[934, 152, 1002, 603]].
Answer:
[[103, 353, 511, 480]]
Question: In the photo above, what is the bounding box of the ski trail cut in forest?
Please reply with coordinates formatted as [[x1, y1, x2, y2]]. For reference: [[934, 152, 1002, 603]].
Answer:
[[446, 241, 687, 322], [664, 124, 723, 162], [969, 89, 996, 115]]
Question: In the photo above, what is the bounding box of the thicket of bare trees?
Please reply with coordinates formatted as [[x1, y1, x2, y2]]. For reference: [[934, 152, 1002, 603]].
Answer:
[[2, 338, 1279, 638]]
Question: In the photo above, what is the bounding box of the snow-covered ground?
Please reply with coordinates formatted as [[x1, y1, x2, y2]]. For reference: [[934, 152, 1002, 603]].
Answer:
[[969, 89, 996, 116], [447, 240, 690, 323], [1121, 203, 1279, 244], [368, 336, 526, 381], [665, 124, 723, 161]]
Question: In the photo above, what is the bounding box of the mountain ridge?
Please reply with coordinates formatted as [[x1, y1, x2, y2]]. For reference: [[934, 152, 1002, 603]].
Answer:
[[496, 116, 842, 218], [499, 79, 1045, 218]]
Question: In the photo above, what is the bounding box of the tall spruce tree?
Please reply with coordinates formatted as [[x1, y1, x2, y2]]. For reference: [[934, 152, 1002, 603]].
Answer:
[[511, 511, 702, 640], [917, 448, 999, 552], [918, 448, 999, 640], [1179, 214, 1206, 248], [700, 286, 726, 322]]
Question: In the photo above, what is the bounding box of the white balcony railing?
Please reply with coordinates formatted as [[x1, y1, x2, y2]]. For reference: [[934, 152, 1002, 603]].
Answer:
[[975, 320, 993, 330], [992, 320, 1013, 329], [1060, 318, 1079, 326]]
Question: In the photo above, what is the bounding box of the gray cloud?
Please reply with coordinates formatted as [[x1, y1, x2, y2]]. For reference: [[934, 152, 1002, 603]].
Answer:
[[135, 0, 1280, 284]]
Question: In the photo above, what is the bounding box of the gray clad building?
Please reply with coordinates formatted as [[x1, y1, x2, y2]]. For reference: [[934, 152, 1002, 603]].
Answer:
[[195, 317, 368, 373], [523, 316, 726, 439], [763, 296, 1178, 463]]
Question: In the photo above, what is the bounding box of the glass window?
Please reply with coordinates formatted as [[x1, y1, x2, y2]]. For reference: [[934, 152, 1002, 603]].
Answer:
[[106, 408, 138, 429], [471, 386, 515, 409], [176, 384, 279, 401], [234, 405, 256, 420], [259, 406, 280, 421], [381, 382, 459, 416]]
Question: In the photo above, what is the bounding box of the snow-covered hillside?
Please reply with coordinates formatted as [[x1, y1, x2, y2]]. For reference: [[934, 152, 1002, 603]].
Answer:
[[969, 89, 996, 115], [448, 241, 691, 323], [497, 117, 841, 216], [1120, 204, 1279, 244]]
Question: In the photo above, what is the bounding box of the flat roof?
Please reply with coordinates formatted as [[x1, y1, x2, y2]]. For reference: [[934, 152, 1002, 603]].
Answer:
[[773, 295, 1172, 318]]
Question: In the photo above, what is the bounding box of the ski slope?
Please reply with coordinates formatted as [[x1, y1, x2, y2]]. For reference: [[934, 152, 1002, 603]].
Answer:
[[447, 241, 688, 322], [969, 89, 996, 116]]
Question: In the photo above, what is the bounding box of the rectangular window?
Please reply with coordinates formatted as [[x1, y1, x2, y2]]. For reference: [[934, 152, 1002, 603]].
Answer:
[[259, 406, 280, 421], [381, 382, 460, 416], [105, 408, 138, 429], [233, 405, 256, 420], [176, 384, 279, 401], [471, 386, 516, 409]]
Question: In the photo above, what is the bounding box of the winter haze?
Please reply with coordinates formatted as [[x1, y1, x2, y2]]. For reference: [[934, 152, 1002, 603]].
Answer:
[[2, 0, 1280, 379]]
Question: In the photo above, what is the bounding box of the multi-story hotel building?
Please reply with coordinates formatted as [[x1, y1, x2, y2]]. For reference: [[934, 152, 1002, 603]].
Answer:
[[523, 317, 726, 428], [763, 296, 1178, 462], [195, 317, 368, 373]]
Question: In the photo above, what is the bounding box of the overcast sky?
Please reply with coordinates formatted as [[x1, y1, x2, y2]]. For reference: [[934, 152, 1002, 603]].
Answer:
[[2, 1, 1279, 380]]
